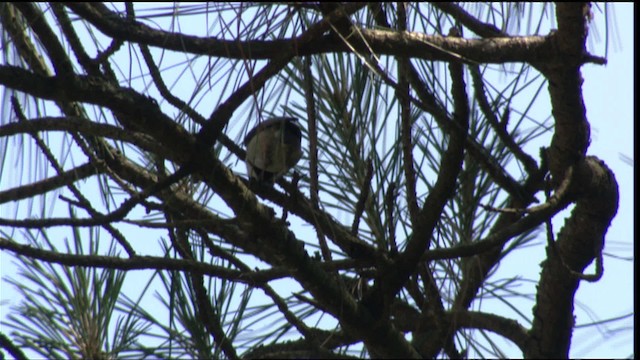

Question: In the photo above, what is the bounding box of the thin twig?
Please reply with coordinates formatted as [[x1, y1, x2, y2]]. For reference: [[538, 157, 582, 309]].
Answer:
[[303, 55, 332, 262], [469, 65, 539, 175], [351, 157, 373, 236], [384, 182, 398, 255]]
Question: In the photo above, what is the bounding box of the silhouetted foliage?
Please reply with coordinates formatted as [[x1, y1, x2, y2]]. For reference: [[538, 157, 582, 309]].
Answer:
[[0, 3, 624, 359]]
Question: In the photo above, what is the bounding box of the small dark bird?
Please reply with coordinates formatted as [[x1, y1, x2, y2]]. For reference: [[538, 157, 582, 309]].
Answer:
[[244, 117, 302, 183]]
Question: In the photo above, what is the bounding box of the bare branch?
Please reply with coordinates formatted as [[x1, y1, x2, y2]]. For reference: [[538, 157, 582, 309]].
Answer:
[[0, 237, 247, 281], [431, 3, 507, 38], [0, 163, 98, 204]]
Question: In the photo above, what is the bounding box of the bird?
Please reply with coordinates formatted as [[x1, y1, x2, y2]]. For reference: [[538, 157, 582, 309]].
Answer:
[[244, 117, 302, 183]]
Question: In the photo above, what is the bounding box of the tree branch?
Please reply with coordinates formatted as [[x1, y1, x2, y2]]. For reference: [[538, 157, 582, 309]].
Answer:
[[0, 332, 28, 360], [448, 310, 529, 352], [363, 27, 468, 322], [0, 162, 98, 204], [431, 3, 507, 38], [12, 2, 75, 75], [544, 3, 591, 184], [0, 116, 167, 156], [63, 3, 563, 64], [469, 65, 540, 175], [0, 237, 250, 281], [527, 156, 619, 358], [524, 4, 620, 357]]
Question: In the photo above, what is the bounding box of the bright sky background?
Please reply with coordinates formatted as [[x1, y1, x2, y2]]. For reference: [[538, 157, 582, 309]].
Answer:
[[0, 3, 634, 358]]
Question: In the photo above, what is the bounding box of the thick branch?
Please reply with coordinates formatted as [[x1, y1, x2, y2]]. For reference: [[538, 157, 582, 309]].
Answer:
[[243, 340, 361, 359], [448, 310, 529, 352], [523, 5, 620, 358], [0, 65, 197, 160], [544, 3, 591, 183], [450, 3, 598, 319], [526, 157, 619, 358], [12, 2, 75, 75], [64, 3, 556, 64]]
